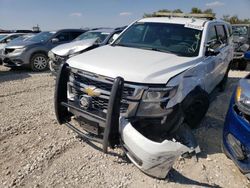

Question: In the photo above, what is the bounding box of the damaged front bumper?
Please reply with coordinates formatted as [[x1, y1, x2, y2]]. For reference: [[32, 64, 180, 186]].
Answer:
[[120, 118, 192, 179], [55, 63, 200, 179]]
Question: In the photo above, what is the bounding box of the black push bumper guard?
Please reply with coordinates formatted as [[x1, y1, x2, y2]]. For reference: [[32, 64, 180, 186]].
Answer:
[[55, 63, 124, 153]]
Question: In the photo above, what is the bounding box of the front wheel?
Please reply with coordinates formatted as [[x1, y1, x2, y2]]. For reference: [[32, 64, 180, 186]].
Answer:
[[30, 53, 49, 71], [182, 89, 209, 129]]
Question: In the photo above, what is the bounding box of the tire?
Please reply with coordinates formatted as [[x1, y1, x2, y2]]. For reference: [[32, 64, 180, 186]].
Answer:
[[182, 88, 209, 129], [238, 59, 247, 71], [30, 53, 49, 71], [219, 64, 230, 92]]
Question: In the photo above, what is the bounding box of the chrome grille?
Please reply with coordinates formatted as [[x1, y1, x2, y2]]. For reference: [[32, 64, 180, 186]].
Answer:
[[72, 72, 135, 98], [69, 69, 136, 115]]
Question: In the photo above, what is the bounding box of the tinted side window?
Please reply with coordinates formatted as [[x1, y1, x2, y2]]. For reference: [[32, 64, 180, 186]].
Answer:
[[71, 31, 84, 40], [215, 25, 227, 44], [56, 32, 70, 42], [207, 26, 217, 43]]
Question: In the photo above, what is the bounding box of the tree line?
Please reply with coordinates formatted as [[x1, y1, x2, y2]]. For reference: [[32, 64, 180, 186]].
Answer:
[[143, 7, 250, 24]]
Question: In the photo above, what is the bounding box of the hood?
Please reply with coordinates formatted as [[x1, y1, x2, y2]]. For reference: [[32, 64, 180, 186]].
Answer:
[[5, 40, 41, 49], [67, 45, 201, 84], [51, 38, 98, 56]]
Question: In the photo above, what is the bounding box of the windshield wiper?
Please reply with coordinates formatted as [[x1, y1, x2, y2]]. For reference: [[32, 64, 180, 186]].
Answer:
[[112, 43, 131, 47], [139, 46, 177, 55]]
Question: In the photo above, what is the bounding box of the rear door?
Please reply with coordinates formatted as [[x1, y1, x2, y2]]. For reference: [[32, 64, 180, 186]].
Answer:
[[203, 24, 221, 93]]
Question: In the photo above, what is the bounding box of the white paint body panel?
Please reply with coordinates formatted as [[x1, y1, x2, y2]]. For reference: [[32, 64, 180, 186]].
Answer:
[[51, 38, 98, 56], [67, 45, 199, 84]]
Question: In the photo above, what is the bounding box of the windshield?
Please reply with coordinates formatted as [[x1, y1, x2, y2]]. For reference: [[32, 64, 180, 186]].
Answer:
[[30, 31, 55, 42], [0, 35, 7, 41], [9, 34, 34, 43], [232, 26, 248, 36], [114, 22, 202, 57], [74, 31, 109, 42]]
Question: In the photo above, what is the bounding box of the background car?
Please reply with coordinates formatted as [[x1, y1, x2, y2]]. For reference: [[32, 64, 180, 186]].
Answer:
[[2, 29, 87, 71], [232, 24, 250, 70], [223, 74, 250, 179], [0, 33, 25, 64], [48, 27, 125, 74]]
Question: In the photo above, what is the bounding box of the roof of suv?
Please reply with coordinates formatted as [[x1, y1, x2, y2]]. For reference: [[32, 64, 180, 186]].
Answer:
[[138, 17, 226, 28]]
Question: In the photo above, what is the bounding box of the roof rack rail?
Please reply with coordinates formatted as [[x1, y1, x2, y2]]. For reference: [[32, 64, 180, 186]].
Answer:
[[154, 12, 215, 20]]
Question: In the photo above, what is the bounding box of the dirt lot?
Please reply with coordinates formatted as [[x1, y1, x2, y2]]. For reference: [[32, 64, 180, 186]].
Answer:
[[0, 66, 249, 188]]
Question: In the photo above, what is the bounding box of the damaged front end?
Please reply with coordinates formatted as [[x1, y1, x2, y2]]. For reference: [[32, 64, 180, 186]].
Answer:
[[55, 64, 200, 179]]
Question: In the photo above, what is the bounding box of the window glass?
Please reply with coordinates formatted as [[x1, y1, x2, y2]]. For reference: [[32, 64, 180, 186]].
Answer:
[[56, 32, 70, 42], [30, 31, 55, 42], [232, 26, 248, 36], [71, 32, 84, 40], [114, 22, 202, 57], [226, 24, 233, 36], [216, 25, 227, 44], [0, 35, 8, 41], [9, 35, 21, 40], [207, 25, 227, 50], [73, 31, 109, 43], [207, 26, 217, 42]]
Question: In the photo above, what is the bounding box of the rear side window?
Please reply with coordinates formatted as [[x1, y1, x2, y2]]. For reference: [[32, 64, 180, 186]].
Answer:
[[215, 25, 228, 44]]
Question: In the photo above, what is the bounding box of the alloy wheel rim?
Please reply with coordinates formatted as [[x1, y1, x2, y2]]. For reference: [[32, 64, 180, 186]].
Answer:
[[33, 56, 47, 70]]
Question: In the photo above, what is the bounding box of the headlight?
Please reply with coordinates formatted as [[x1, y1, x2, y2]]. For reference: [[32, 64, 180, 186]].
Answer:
[[136, 86, 178, 117], [235, 84, 250, 115], [48, 51, 55, 60], [13, 47, 26, 54]]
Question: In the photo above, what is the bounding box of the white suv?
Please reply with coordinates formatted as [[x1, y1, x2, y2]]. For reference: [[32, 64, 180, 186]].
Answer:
[[55, 16, 233, 178]]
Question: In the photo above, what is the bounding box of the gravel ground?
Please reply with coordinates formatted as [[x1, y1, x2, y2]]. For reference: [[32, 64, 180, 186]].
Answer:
[[0, 65, 249, 188]]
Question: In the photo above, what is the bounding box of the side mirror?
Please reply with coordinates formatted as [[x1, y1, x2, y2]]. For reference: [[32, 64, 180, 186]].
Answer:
[[6, 38, 12, 43], [205, 46, 220, 56], [51, 38, 59, 43], [205, 41, 220, 56]]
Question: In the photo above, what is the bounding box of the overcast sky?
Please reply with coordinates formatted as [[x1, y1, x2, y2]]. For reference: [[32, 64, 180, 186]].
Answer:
[[0, 0, 249, 30]]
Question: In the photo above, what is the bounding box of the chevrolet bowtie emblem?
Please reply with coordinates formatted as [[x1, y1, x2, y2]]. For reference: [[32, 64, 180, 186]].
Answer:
[[84, 86, 101, 97]]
